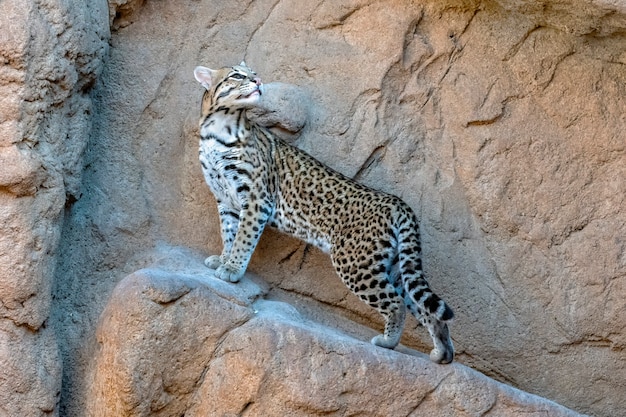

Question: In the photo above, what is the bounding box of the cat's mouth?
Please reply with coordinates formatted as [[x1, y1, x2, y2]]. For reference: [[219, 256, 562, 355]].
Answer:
[[249, 85, 263, 97], [238, 89, 261, 100], [240, 83, 263, 99]]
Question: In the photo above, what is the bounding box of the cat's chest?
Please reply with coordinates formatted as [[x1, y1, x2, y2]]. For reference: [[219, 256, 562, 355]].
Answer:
[[199, 139, 246, 208]]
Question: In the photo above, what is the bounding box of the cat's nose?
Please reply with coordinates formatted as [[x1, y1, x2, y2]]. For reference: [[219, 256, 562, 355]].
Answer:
[[253, 77, 262, 85]]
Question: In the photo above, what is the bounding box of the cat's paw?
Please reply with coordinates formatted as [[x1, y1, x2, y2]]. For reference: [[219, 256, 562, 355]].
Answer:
[[371, 334, 399, 349], [204, 255, 223, 269], [214, 263, 244, 283], [429, 346, 454, 364]]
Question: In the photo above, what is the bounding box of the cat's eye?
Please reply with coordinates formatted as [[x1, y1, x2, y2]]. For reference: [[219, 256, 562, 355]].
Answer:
[[230, 73, 245, 80]]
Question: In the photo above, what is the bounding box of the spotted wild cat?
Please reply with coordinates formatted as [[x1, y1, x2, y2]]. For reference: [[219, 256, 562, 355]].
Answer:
[[193, 62, 455, 363]]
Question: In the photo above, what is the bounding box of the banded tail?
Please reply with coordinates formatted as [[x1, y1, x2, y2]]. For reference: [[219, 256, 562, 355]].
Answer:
[[395, 211, 455, 363], [396, 214, 454, 323]]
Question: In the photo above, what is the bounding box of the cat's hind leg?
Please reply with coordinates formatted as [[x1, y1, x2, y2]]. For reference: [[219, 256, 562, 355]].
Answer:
[[330, 241, 406, 349]]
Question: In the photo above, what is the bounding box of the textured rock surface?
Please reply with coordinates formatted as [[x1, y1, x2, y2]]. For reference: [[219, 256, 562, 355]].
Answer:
[[0, 0, 108, 415], [88, 247, 584, 417], [0, 0, 619, 416], [53, 1, 623, 415]]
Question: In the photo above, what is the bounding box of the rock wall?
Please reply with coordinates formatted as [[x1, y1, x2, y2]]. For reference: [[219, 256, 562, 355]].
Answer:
[[0, 0, 108, 415], [0, 0, 623, 416]]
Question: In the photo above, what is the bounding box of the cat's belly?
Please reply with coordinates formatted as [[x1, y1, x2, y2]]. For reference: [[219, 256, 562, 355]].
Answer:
[[268, 214, 332, 253]]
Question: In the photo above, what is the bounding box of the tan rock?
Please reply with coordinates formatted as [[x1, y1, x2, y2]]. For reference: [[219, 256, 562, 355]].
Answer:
[[36, 0, 626, 416], [247, 82, 311, 141], [0, 146, 44, 196], [0, 322, 62, 415], [0, 0, 108, 415], [88, 256, 259, 416], [89, 248, 585, 417]]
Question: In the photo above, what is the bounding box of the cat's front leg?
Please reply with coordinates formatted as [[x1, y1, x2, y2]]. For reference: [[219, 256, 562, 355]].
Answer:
[[205, 202, 240, 270], [214, 204, 271, 283]]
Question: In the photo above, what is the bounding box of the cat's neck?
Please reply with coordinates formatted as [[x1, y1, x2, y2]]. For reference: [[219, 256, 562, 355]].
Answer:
[[202, 108, 253, 143]]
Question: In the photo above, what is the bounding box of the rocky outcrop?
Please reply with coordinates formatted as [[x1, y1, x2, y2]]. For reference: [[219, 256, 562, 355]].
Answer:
[[88, 246, 584, 417], [1, 0, 623, 416], [0, 0, 108, 415], [54, 1, 623, 415]]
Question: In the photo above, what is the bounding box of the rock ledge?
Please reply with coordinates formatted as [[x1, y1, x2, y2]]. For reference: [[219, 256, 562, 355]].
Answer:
[[88, 247, 585, 417]]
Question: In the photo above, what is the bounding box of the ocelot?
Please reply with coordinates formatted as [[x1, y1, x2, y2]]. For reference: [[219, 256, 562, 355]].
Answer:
[[193, 62, 455, 363]]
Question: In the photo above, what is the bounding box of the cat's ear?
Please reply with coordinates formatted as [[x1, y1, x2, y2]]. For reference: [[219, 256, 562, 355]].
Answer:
[[239, 60, 246, 67], [194, 66, 216, 90]]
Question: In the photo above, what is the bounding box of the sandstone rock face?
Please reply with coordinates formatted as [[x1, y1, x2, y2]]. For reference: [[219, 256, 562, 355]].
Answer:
[[0, 0, 620, 416], [88, 247, 584, 417], [0, 0, 108, 415]]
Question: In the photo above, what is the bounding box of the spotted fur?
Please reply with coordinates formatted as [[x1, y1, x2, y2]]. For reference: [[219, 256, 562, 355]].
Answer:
[[193, 62, 455, 363]]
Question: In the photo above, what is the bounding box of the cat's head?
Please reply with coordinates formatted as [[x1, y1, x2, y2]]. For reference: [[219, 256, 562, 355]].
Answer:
[[193, 62, 263, 111]]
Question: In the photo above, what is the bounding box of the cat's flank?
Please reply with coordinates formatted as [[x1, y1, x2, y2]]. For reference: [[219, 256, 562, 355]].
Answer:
[[193, 62, 455, 363]]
